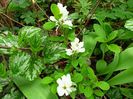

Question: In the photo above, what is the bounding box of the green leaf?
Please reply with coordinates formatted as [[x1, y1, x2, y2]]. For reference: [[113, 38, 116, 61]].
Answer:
[[116, 47, 133, 70], [97, 81, 110, 90], [93, 24, 106, 42], [79, 84, 85, 93], [96, 60, 107, 73], [72, 73, 83, 83], [0, 63, 7, 78], [107, 44, 121, 53], [94, 90, 104, 97], [108, 68, 133, 85], [42, 77, 54, 84], [107, 30, 118, 41], [84, 87, 93, 97], [50, 4, 61, 19], [83, 31, 97, 57], [125, 19, 133, 31], [51, 83, 57, 94], [87, 67, 97, 81], [120, 88, 133, 98], [71, 60, 79, 68], [13, 77, 58, 99], [43, 22, 56, 30], [8, 0, 30, 11], [10, 52, 43, 81]]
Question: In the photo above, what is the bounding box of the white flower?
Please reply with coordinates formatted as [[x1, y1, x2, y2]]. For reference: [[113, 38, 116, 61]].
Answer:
[[50, 3, 73, 27], [66, 38, 85, 56], [57, 74, 76, 96]]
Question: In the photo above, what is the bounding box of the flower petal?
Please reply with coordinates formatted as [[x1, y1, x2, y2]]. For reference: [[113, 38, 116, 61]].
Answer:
[[50, 16, 57, 22], [63, 20, 73, 27], [57, 78, 64, 87], [66, 49, 73, 56], [57, 86, 65, 96], [78, 48, 85, 52]]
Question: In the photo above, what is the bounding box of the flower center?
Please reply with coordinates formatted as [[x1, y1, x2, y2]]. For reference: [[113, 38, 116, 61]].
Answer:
[[63, 85, 67, 89]]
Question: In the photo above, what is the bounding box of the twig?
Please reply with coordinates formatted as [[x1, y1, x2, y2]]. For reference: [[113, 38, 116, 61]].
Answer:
[[1, 13, 25, 26], [0, 46, 30, 51], [78, 0, 101, 35], [0, 22, 4, 27], [34, 2, 49, 19]]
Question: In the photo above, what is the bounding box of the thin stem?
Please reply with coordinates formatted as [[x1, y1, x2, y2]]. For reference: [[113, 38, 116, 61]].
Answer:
[[34, 2, 49, 19], [1, 13, 25, 26], [78, 0, 101, 35]]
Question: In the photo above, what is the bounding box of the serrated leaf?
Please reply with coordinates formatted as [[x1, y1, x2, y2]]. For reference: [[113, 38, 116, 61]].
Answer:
[[10, 52, 43, 81]]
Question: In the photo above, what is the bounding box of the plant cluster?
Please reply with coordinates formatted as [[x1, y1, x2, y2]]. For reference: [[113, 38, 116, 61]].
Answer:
[[0, 0, 133, 99]]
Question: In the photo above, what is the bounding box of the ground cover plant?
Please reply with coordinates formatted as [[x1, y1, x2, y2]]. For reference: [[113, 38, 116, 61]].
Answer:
[[0, 0, 133, 99]]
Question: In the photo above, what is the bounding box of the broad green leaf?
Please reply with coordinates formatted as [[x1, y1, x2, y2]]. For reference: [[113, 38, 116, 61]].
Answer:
[[97, 81, 110, 90], [13, 77, 58, 99], [116, 47, 133, 70], [107, 30, 118, 41], [96, 60, 107, 73], [51, 83, 57, 94], [50, 4, 61, 19], [108, 68, 133, 85], [125, 19, 133, 31], [71, 59, 78, 68], [93, 24, 106, 42], [107, 44, 121, 53], [72, 73, 83, 83], [94, 90, 104, 97], [83, 31, 97, 57], [18, 26, 43, 51], [42, 77, 54, 84], [10, 52, 43, 81], [84, 87, 93, 97], [103, 23, 112, 34], [43, 22, 56, 30]]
